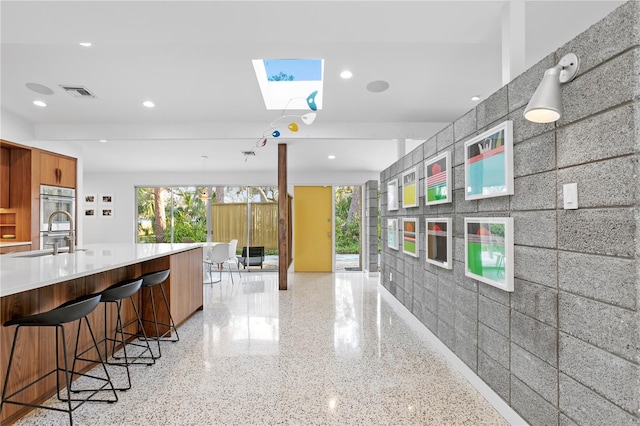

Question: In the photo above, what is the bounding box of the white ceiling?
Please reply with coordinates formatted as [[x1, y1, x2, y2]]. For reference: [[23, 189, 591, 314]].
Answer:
[[0, 0, 624, 176]]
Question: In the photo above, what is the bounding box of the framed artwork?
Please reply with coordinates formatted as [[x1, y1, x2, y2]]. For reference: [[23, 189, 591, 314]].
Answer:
[[425, 218, 452, 269], [387, 218, 399, 250], [402, 167, 418, 208], [464, 217, 514, 292], [84, 208, 96, 218], [100, 208, 114, 219], [425, 151, 451, 205], [464, 121, 514, 200], [100, 194, 114, 205], [84, 194, 96, 205], [402, 217, 419, 257], [387, 179, 399, 211], [99, 194, 114, 219]]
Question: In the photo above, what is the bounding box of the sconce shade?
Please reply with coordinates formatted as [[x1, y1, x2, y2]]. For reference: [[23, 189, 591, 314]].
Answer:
[[524, 67, 562, 123]]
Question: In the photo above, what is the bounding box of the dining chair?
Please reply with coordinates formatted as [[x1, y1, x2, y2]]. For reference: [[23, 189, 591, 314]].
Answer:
[[227, 239, 241, 281], [203, 243, 233, 285]]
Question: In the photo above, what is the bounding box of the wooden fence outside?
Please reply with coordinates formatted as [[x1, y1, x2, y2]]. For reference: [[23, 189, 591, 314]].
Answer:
[[211, 202, 278, 251]]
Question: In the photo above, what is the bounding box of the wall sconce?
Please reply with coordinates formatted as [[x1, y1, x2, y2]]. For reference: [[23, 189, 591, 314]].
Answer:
[[523, 53, 580, 123]]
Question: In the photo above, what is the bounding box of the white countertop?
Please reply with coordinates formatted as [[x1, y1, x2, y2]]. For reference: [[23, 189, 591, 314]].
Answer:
[[0, 243, 202, 298]]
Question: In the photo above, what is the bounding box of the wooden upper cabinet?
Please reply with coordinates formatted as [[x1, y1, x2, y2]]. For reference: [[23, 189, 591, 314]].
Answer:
[[0, 147, 9, 208], [40, 151, 76, 188]]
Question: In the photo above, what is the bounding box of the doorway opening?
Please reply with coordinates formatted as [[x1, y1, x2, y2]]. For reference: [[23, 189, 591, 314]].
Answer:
[[334, 185, 362, 272]]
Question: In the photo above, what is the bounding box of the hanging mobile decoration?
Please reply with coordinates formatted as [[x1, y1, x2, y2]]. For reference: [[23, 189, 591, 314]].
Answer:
[[242, 92, 319, 162]]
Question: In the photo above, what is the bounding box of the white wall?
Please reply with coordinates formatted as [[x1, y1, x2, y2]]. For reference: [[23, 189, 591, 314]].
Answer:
[[1, 108, 35, 142]]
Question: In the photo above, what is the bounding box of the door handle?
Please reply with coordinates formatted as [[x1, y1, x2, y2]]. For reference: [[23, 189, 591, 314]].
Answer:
[[327, 232, 331, 237]]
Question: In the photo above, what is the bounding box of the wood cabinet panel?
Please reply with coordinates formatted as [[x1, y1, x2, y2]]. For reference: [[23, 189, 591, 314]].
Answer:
[[170, 247, 204, 326], [57, 155, 76, 188], [39, 151, 76, 188], [0, 244, 31, 254], [1, 147, 9, 208]]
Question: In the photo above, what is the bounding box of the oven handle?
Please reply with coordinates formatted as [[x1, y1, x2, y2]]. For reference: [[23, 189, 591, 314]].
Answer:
[[41, 195, 74, 203]]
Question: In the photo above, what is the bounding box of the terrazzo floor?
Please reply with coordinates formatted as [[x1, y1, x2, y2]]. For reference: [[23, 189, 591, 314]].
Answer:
[[10, 272, 509, 425]]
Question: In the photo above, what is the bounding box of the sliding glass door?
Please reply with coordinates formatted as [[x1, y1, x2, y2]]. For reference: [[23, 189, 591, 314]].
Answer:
[[136, 185, 279, 270]]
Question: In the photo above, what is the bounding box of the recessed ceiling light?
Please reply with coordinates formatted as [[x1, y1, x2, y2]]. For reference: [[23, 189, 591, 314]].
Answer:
[[79, 42, 92, 47], [471, 95, 481, 101], [99, 139, 107, 143], [367, 80, 389, 93], [328, 155, 336, 160], [33, 100, 47, 107], [340, 70, 353, 79], [143, 101, 155, 108]]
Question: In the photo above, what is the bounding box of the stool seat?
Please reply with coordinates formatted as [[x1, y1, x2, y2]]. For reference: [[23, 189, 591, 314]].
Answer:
[[4, 293, 101, 327], [140, 269, 170, 287], [1, 293, 117, 425], [100, 278, 143, 302]]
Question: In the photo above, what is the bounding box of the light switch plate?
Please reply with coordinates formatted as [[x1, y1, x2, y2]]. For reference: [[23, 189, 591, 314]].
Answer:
[[563, 183, 578, 209]]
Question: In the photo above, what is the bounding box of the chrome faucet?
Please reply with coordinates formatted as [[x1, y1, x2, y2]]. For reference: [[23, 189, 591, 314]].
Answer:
[[47, 210, 74, 254]]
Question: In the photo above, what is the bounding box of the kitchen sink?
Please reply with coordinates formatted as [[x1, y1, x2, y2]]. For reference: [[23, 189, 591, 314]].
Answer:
[[13, 249, 87, 258]]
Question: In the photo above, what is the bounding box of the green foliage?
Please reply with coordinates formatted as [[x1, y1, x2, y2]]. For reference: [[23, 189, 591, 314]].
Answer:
[[268, 72, 295, 81], [334, 186, 360, 254], [335, 216, 360, 254]]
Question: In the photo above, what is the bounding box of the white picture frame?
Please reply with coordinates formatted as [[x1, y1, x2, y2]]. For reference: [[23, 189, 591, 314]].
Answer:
[[464, 217, 514, 292], [425, 218, 452, 269], [387, 179, 399, 211], [464, 121, 514, 200]]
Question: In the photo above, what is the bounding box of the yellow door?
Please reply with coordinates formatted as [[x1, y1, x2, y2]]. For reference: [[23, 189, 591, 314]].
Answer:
[[293, 186, 332, 271]]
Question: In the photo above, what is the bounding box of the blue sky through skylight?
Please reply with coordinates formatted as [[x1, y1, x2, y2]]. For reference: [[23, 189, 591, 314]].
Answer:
[[252, 58, 324, 110], [263, 59, 323, 81]]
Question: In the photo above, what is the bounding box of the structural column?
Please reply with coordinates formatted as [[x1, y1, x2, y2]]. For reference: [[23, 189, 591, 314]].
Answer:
[[277, 143, 288, 290]]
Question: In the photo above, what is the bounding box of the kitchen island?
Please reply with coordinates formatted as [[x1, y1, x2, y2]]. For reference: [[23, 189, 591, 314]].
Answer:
[[0, 243, 204, 424]]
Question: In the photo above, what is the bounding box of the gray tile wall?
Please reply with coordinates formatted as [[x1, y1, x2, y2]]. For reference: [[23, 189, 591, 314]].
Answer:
[[364, 180, 379, 274], [378, 2, 639, 425]]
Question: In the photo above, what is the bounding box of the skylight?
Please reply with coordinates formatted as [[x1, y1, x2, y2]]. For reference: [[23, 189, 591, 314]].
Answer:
[[252, 58, 324, 110]]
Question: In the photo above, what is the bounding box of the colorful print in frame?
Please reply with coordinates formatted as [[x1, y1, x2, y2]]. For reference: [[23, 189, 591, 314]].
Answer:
[[387, 218, 399, 250], [464, 217, 514, 292], [402, 217, 419, 257], [425, 218, 452, 269], [464, 121, 514, 200], [402, 168, 418, 208], [387, 179, 399, 211], [425, 151, 451, 205]]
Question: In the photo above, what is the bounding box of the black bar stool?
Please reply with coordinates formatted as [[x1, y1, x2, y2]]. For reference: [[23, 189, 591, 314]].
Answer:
[[136, 269, 179, 359], [73, 278, 154, 391], [0, 293, 117, 425]]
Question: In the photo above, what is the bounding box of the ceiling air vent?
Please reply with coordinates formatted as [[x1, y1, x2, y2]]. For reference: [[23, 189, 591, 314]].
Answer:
[[59, 85, 97, 98]]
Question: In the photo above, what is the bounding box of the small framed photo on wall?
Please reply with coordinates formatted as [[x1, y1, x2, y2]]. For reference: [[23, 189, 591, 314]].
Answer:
[[402, 217, 419, 257], [464, 121, 514, 200], [99, 194, 115, 219], [425, 151, 451, 205], [387, 218, 399, 250], [402, 167, 418, 208], [464, 217, 514, 292], [387, 179, 399, 211], [425, 218, 452, 269]]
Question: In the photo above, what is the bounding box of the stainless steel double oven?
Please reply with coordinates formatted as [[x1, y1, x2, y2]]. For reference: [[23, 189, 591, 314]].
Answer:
[[40, 185, 75, 248]]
